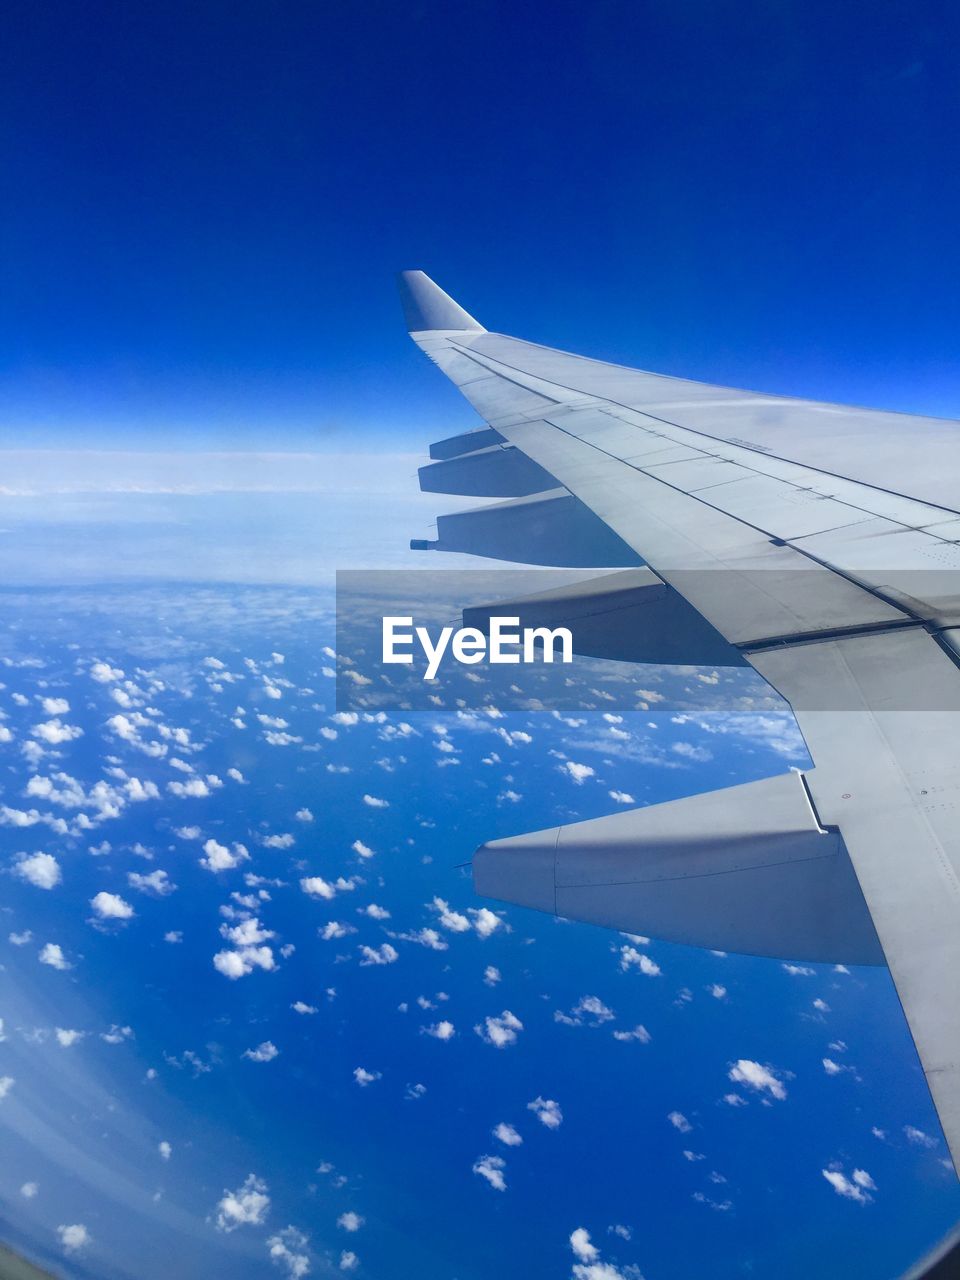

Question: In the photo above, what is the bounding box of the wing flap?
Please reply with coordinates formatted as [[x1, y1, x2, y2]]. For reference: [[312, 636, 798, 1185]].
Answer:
[[475, 771, 883, 965]]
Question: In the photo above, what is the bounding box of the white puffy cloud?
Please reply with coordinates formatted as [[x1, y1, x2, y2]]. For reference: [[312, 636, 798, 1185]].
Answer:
[[267, 1226, 311, 1278], [301, 876, 337, 899], [216, 1174, 270, 1232], [263, 833, 295, 849], [337, 1212, 364, 1233], [555, 995, 615, 1027], [352, 840, 374, 859], [201, 839, 249, 872], [493, 1122, 523, 1147], [57, 1224, 90, 1253], [319, 921, 355, 940], [0, 1076, 14, 1100], [362, 794, 388, 808], [619, 946, 660, 976], [822, 1167, 876, 1204], [14, 851, 61, 889], [90, 662, 123, 683], [55, 1028, 84, 1047], [570, 1228, 599, 1263], [668, 1111, 692, 1133], [422, 1021, 455, 1041], [244, 1041, 279, 1063], [128, 869, 176, 896], [528, 1097, 563, 1129], [610, 1021, 651, 1044], [39, 942, 71, 970], [32, 719, 83, 745], [560, 761, 595, 784], [101, 1024, 133, 1044], [90, 891, 134, 920], [473, 1154, 507, 1191], [159, 1141, 172, 1161], [475, 1010, 523, 1048], [727, 1059, 787, 1100], [358, 943, 398, 967], [213, 943, 276, 979], [353, 1067, 381, 1087]]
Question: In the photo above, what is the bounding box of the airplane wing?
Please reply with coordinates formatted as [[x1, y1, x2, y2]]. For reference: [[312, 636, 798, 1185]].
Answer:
[[397, 269, 960, 1171]]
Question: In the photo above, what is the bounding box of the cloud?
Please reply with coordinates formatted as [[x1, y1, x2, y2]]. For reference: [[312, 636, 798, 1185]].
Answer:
[[358, 943, 398, 966], [612, 1025, 651, 1043], [475, 1010, 523, 1048], [57, 1224, 90, 1253], [822, 1167, 876, 1204], [362, 794, 389, 808], [319, 921, 356, 940], [201, 839, 249, 872], [353, 1067, 381, 1087], [493, 1123, 523, 1147], [14, 851, 61, 889], [473, 1154, 507, 1191], [301, 876, 338, 899], [727, 1059, 787, 1101], [0, 1076, 14, 1100], [608, 790, 635, 804], [422, 1021, 455, 1041], [903, 1125, 937, 1148], [561, 761, 595, 784], [668, 1111, 692, 1133], [159, 1141, 172, 1161], [337, 1212, 364, 1233], [39, 942, 71, 970], [216, 1174, 270, 1232], [90, 890, 134, 920], [619, 946, 660, 976], [430, 897, 504, 939], [528, 1097, 563, 1129], [128, 869, 176, 895], [213, 943, 276, 979], [555, 995, 615, 1027], [267, 1226, 311, 1278], [90, 662, 123, 683], [32, 718, 83, 745], [244, 1041, 280, 1063], [55, 1028, 84, 1047], [570, 1228, 599, 1263]]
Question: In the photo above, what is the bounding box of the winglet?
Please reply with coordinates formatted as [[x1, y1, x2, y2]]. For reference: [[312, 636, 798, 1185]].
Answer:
[[397, 270, 485, 333]]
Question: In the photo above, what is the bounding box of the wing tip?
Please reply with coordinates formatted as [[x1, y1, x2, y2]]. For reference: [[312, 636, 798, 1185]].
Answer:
[[397, 270, 485, 333]]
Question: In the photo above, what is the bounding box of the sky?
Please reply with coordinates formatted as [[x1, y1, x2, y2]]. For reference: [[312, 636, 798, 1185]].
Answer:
[[4, 1, 960, 451], [2, 3, 960, 1278]]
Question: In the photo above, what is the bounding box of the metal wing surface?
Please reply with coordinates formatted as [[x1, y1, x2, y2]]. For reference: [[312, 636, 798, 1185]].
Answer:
[[398, 269, 960, 1169]]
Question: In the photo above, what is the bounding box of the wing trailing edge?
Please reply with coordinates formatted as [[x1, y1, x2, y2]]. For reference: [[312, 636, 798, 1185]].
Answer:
[[474, 771, 884, 965], [461, 570, 745, 665]]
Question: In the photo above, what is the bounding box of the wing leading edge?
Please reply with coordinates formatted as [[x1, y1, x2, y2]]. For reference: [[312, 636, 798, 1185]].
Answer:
[[399, 270, 960, 1171]]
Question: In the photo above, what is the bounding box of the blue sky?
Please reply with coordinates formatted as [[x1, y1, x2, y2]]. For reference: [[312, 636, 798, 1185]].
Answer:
[[4, 1, 960, 449], [3, 4, 960, 1278]]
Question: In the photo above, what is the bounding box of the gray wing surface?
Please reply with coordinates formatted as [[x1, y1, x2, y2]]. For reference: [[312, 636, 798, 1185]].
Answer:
[[398, 269, 960, 1169]]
